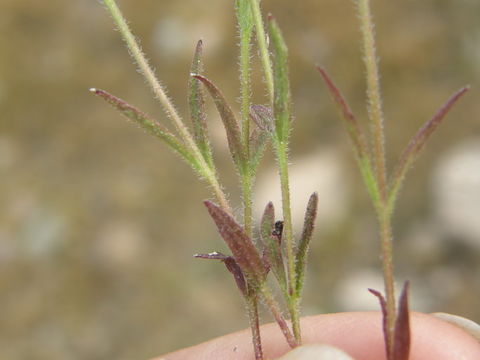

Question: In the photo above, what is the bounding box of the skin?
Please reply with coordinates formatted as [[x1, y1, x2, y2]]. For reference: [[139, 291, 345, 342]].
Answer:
[[155, 312, 480, 360]]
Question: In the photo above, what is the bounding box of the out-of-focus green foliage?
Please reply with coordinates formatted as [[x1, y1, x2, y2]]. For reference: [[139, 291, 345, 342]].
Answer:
[[0, 0, 479, 358]]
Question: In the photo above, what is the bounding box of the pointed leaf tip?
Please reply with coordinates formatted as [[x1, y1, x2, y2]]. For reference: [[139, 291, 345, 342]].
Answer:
[[194, 75, 245, 171], [294, 192, 319, 295], [393, 281, 411, 360], [189, 41, 213, 168], [369, 288, 391, 360], [316, 66, 370, 162], [388, 85, 470, 214]]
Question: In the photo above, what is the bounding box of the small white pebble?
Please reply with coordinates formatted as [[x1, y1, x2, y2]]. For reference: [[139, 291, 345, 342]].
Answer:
[[276, 344, 354, 360]]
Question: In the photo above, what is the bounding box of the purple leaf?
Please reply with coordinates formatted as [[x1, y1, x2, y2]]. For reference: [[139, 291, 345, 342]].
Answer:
[[204, 201, 266, 285], [316, 66, 370, 163], [388, 86, 470, 212], [195, 252, 248, 296], [393, 282, 411, 360], [193, 75, 246, 172], [369, 288, 391, 360]]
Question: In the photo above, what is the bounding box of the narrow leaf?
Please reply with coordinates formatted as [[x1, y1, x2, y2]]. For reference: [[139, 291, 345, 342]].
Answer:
[[260, 202, 286, 290], [268, 15, 292, 143], [195, 252, 248, 296], [393, 282, 410, 360], [316, 67, 381, 207], [193, 75, 247, 172], [295, 192, 318, 295], [204, 201, 266, 284], [235, 0, 254, 159], [369, 288, 392, 360], [260, 202, 275, 244], [316, 67, 370, 163], [189, 40, 213, 167], [90, 88, 200, 171], [388, 86, 470, 214]]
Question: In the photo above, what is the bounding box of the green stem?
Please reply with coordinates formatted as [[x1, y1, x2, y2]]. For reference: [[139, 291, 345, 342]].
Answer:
[[358, 0, 396, 353], [274, 138, 300, 342], [259, 284, 298, 349], [248, 0, 274, 104], [102, 0, 231, 213], [288, 297, 301, 344], [238, 0, 253, 237], [242, 174, 254, 238], [358, 0, 387, 201], [246, 295, 263, 360], [378, 210, 396, 355]]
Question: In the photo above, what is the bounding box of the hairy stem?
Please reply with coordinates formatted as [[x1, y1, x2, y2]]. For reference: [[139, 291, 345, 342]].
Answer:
[[358, 0, 387, 201], [378, 210, 396, 355], [248, 0, 274, 103], [246, 295, 263, 360], [274, 139, 300, 342], [102, 0, 231, 213], [358, 0, 395, 352], [259, 284, 298, 348], [238, 0, 254, 237]]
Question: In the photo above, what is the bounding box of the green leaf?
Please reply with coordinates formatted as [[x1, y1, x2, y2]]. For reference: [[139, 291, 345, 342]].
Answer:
[[387, 86, 470, 215], [189, 40, 214, 168], [90, 88, 200, 172], [294, 192, 318, 295], [260, 202, 286, 291], [268, 15, 291, 143], [204, 200, 266, 285], [193, 75, 247, 173]]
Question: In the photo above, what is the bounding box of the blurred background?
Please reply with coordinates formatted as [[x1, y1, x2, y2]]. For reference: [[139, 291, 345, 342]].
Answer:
[[1, 0, 479, 358]]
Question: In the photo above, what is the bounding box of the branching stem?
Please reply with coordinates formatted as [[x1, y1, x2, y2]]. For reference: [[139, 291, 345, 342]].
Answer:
[[102, 0, 231, 213]]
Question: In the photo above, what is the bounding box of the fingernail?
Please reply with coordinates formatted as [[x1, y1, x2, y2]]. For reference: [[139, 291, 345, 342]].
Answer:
[[277, 344, 354, 359], [431, 312, 480, 342]]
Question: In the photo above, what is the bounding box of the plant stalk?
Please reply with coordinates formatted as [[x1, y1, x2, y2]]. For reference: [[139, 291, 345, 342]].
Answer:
[[246, 295, 263, 360], [248, 0, 274, 103], [378, 210, 396, 355], [358, 0, 387, 202], [259, 284, 298, 348], [238, 0, 254, 237], [274, 139, 300, 342]]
